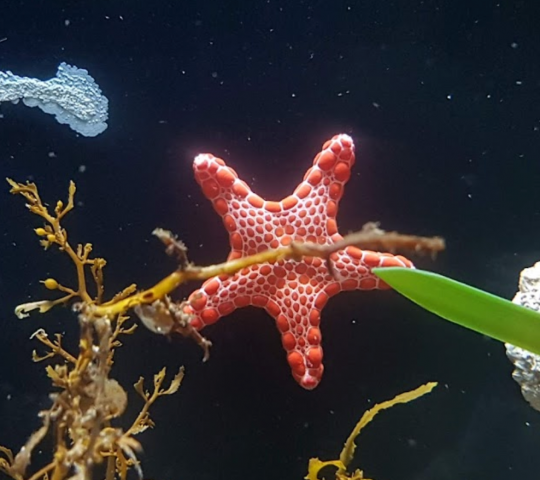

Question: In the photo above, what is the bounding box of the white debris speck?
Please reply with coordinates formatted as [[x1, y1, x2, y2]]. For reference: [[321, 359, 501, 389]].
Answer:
[[78, 164, 86, 173], [64, 19, 70, 26], [0, 62, 109, 136], [48, 151, 57, 158], [446, 94, 453, 100], [511, 42, 519, 49]]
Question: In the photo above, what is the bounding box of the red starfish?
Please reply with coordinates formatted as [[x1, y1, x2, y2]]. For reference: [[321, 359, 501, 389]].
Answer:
[[184, 134, 413, 389]]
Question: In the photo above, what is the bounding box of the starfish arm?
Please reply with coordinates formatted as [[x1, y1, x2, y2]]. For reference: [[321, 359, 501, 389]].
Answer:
[[193, 153, 272, 260], [184, 266, 273, 329], [329, 248, 415, 292], [291, 134, 356, 244]]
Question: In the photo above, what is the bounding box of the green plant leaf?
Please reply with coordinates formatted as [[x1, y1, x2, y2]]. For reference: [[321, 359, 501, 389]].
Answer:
[[372, 267, 540, 354]]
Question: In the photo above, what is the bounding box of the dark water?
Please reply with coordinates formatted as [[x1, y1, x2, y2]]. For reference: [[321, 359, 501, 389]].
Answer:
[[1, 1, 540, 479]]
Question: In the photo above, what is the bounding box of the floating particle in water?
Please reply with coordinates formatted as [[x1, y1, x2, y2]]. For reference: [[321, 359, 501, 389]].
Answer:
[[0, 62, 109, 137]]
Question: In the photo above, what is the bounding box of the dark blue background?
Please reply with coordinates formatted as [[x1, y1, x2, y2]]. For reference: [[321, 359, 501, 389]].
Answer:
[[1, 1, 540, 479]]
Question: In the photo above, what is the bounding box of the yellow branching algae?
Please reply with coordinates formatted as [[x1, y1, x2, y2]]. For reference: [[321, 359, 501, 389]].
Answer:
[[0, 178, 442, 480], [1, 180, 184, 480], [306, 382, 437, 480]]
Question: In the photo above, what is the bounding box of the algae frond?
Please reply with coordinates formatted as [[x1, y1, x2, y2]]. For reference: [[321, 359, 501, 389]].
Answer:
[[0, 178, 442, 480]]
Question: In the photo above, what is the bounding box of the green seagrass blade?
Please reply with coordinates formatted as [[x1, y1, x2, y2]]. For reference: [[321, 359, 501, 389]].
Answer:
[[372, 267, 540, 355]]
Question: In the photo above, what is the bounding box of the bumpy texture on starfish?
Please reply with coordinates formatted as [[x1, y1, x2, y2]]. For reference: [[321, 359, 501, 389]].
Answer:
[[184, 134, 414, 389]]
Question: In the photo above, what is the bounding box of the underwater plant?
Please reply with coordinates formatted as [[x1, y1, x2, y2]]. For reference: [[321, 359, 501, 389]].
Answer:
[[0, 180, 183, 480], [372, 267, 540, 355], [373, 266, 540, 411], [0, 177, 444, 480], [306, 382, 437, 480]]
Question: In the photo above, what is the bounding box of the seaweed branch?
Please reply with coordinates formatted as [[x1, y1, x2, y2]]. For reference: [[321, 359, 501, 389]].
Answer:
[[88, 225, 444, 319], [1, 180, 184, 480], [306, 382, 437, 480], [2, 179, 444, 480]]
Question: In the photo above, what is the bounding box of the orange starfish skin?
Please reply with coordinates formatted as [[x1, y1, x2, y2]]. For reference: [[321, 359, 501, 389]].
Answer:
[[184, 134, 414, 389]]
